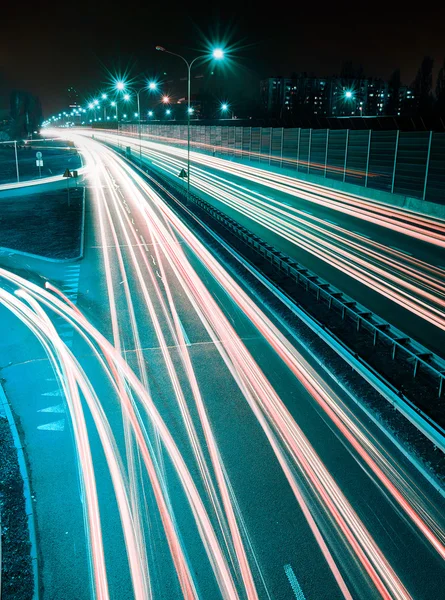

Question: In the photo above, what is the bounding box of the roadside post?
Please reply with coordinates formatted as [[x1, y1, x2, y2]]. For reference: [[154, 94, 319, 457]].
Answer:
[[63, 168, 73, 206], [14, 141, 20, 182], [178, 168, 188, 202], [36, 151, 43, 178]]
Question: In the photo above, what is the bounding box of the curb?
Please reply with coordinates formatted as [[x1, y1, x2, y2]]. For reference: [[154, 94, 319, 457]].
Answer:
[[0, 167, 87, 193], [0, 185, 86, 264], [0, 382, 40, 600]]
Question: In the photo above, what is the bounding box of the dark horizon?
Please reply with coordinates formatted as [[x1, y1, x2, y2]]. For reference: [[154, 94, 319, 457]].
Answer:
[[1, 2, 444, 115]]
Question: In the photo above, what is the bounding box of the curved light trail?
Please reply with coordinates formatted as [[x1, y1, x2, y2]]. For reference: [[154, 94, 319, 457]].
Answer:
[[1, 130, 444, 600]]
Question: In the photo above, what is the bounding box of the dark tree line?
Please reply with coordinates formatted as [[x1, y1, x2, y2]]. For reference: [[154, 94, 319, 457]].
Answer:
[[411, 56, 445, 116]]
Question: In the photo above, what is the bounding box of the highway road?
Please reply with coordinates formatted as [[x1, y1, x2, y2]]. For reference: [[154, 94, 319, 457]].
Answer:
[[1, 134, 444, 599], [89, 129, 445, 359]]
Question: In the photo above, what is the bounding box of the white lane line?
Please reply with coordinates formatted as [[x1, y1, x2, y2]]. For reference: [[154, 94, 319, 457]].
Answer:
[[284, 564, 307, 600], [356, 232, 371, 239], [37, 419, 65, 431], [42, 390, 62, 397], [177, 316, 191, 346], [60, 332, 74, 339], [390, 245, 413, 256], [324, 219, 337, 225], [38, 403, 65, 414], [140, 235, 148, 251]]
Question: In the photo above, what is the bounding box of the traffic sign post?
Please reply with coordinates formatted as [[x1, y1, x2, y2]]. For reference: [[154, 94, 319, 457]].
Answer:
[[36, 151, 43, 178]]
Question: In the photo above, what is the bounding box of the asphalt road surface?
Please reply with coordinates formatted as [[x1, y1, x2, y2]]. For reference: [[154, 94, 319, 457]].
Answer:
[[0, 134, 444, 599], [90, 129, 445, 360]]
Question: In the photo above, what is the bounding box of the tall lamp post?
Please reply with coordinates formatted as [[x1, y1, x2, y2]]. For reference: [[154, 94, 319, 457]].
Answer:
[[115, 81, 126, 148], [136, 81, 158, 166], [101, 93, 108, 121], [155, 45, 224, 203]]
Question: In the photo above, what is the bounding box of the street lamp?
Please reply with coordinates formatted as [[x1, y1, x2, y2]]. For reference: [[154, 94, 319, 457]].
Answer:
[[212, 48, 224, 60], [101, 93, 108, 120], [345, 90, 353, 99], [156, 44, 225, 203], [220, 102, 234, 119], [135, 81, 160, 165]]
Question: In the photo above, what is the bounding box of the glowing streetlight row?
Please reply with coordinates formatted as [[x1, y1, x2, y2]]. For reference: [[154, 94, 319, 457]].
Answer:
[[43, 45, 229, 130]]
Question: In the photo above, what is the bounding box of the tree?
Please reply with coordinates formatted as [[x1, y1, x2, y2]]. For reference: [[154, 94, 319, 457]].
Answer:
[[436, 59, 445, 115], [412, 56, 434, 116], [387, 68, 401, 115]]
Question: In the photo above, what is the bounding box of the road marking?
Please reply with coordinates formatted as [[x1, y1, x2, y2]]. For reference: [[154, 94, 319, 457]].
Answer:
[[38, 403, 65, 414], [390, 245, 413, 256], [356, 232, 371, 239], [42, 390, 62, 397], [284, 564, 307, 600], [140, 235, 148, 251], [37, 419, 65, 431], [177, 317, 191, 346]]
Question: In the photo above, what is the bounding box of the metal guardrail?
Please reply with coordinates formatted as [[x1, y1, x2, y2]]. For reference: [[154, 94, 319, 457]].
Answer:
[[139, 154, 445, 401]]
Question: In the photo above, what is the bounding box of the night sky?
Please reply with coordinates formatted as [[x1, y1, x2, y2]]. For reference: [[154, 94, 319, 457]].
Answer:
[[1, 1, 444, 115]]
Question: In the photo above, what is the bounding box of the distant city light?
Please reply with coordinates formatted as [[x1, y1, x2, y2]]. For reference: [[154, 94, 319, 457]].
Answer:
[[166, 109, 171, 115], [162, 95, 170, 104], [94, 99, 99, 106], [111, 101, 116, 106], [221, 103, 228, 111], [345, 90, 353, 99], [101, 93, 107, 100], [188, 107, 194, 114], [134, 112, 138, 117], [148, 111, 153, 116], [148, 81, 157, 90], [123, 94, 130, 101]]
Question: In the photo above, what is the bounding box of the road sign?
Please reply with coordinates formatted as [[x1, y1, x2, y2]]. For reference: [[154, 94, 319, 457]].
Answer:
[[178, 168, 188, 179], [36, 160, 43, 167], [63, 168, 72, 178], [36, 151, 42, 159]]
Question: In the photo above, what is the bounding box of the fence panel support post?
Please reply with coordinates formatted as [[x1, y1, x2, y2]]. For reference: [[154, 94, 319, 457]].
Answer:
[[423, 130, 433, 201], [391, 129, 400, 194], [324, 129, 329, 177], [280, 127, 284, 168], [307, 128, 312, 173], [269, 128, 273, 165], [343, 129, 350, 182], [297, 128, 301, 171], [365, 129, 372, 187]]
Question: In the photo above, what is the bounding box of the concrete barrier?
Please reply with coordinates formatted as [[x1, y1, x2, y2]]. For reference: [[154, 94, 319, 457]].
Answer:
[[0, 167, 87, 198]]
